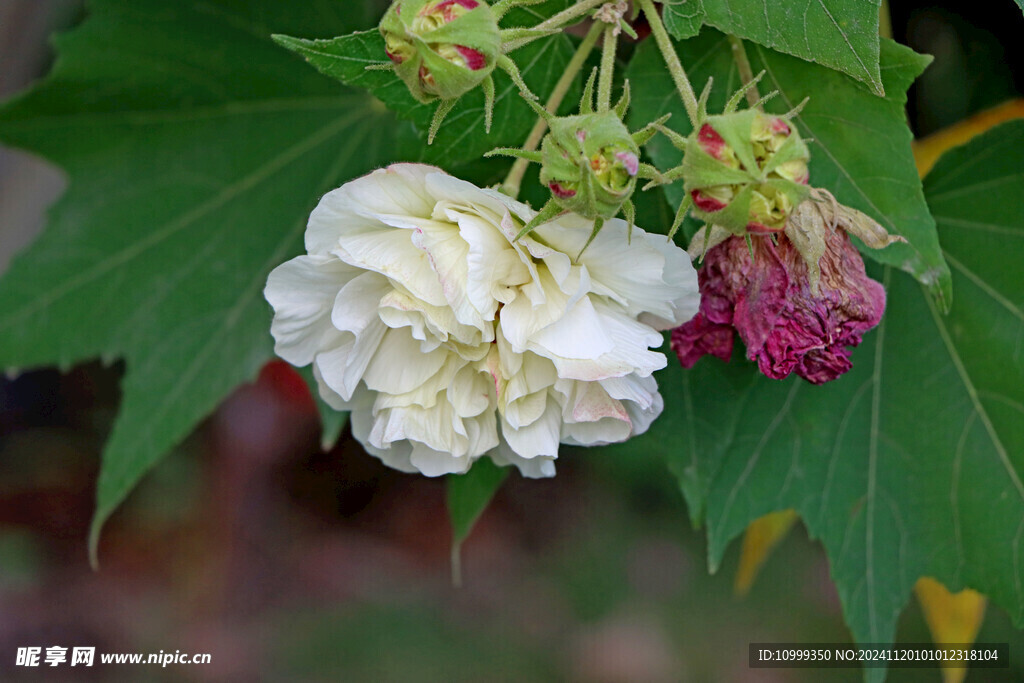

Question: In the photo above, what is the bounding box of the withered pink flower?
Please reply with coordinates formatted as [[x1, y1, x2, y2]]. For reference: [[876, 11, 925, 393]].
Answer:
[[671, 227, 886, 385]]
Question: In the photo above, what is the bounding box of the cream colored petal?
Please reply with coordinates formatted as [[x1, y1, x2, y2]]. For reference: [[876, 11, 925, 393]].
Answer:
[[529, 296, 614, 362], [599, 373, 659, 412], [455, 209, 530, 313], [314, 317, 387, 402], [541, 302, 666, 381], [410, 441, 473, 477], [362, 328, 449, 395], [333, 229, 446, 308], [264, 255, 355, 366], [488, 440, 556, 479], [447, 363, 496, 419], [501, 399, 561, 459], [350, 408, 418, 474], [339, 163, 437, 222], [500, 269, 589, 353], [331, 271, 389, 336]]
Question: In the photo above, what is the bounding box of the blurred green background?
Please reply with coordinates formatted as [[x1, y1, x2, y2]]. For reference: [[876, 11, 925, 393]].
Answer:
[[0, 1, 1022, 681]]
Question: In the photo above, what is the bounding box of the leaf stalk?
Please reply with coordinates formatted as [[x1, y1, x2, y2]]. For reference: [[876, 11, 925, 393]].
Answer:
[[501, 21, 604, 198], [637, 0, 700, 127]]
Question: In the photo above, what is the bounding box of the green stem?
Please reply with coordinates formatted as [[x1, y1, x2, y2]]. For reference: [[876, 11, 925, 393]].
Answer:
[[503, 0, 607, 52], [638, 0, 700, 127], [727, 35, 759, 107], [597, 25, 617, 111], [501, 21, 603, 198]]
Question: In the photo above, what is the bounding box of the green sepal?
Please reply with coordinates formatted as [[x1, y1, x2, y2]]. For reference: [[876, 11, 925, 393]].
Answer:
[[516, 198, 565, 240], [380, 0, 501, 102], [485, 147, 543, 163], [576, 216, 606, 260], [539, 110, 641, 219]]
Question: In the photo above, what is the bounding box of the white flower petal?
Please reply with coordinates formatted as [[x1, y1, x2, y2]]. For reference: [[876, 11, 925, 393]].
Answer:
[[264, 255, 355, 366], [621, 384, 664, 438], [362, 327, 449, 395], [458, 210, 531, 312], [529, 296, 613, 362], [600, 373, 659, 411], [501, 399, 561, 459], [543, 302, 666, 381], [351, 408, 417, 474], [410, 441, 472, 477], [333, 229, 446, 307], [331, 271, 389, 336], [407, 216, 486, 333], [500, 268, 590, 352], [488, 440, 556, 479], [448, 364, 495, 418], [502, 353, 557, 428], [314, 318, 387, 402], [265, 163, 700, 479]]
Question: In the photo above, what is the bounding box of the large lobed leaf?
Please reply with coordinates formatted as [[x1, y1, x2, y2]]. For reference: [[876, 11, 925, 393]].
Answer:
[[0, 0, 400, 557], [661, 0, 884, 95], [627, 29, 951, 304], [662, 0, 705, 40], [622, 121, 1024, 679]]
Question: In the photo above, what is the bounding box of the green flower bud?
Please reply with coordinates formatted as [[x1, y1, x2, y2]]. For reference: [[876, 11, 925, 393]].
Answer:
[[682, 109, 811, 235], [538, 110, 641, 219], [379, 0, 500, 103]]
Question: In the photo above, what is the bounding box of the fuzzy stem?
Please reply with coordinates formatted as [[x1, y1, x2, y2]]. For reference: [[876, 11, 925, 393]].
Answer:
[[503, 0, 607, 51], [727, 35, 760, 107], [501, 21, 603, 198], [638, 0, 700, 127], [597, 25, 618, 112]]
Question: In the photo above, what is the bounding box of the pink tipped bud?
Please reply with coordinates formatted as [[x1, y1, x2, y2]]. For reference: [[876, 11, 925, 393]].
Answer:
[[418, 64, 435, 88], [683, 110, 810, 235], [549, 181, 577, 199], [454, 45, 487, 70], [615, 151, 639, 176], [436, 0, 479, 11], [770, 117, 791, 135], [692, 190, 725, 212], [423, 0, 479, 22], [697, 124, 731, 161], [379, 0, 500, 102], [691, 186, 735, 213]]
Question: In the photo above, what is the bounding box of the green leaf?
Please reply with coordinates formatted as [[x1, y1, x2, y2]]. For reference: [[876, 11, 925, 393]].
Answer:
[[446, 458, 509, 584], [702, 0, 884, 95], [0, 0, 396, 560], [273, 1, 579, 167], [297, 366, 348, 451], [663, 0, 706, 40], [446, 458, 510, 547], [638, 121, 1024, 677], [627, 30, 950, 304]]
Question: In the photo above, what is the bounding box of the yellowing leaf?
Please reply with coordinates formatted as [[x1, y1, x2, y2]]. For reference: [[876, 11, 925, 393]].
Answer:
[[913, 99, 1024, 176], [914, 577, 987, 683], [734, 509, 798, 596]]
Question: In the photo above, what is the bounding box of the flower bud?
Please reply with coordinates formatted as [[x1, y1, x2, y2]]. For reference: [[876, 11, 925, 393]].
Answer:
[[682, 110, 810, 236], [379, 0, 500, 102], [671, 227, 886, 385], [538, 110, 641, 219]]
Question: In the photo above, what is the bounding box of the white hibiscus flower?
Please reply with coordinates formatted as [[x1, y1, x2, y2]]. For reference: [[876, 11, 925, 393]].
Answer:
[[264, 163, 699, 478]]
